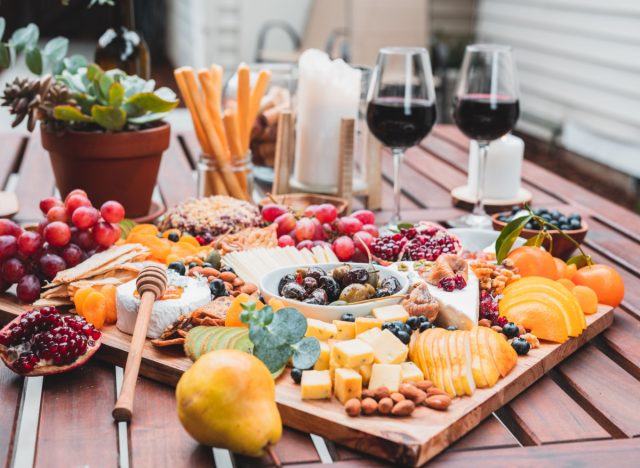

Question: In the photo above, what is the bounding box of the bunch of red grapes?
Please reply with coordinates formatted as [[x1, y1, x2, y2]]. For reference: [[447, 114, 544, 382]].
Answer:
[[0, 189, 125, 303], [261, 203, 379, 262]]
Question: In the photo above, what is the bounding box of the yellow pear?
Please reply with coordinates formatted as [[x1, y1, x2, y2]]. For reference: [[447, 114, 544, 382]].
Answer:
[[176, 350, 282, 457]]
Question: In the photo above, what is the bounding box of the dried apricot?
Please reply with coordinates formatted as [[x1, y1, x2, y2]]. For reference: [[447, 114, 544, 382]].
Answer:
[[572, 285, 598, 315], [73, 287, 95, 316], [83, 291, 107, 329], [507, 246, 558, 279], [140, 235, 172, 262], [170, 241, 199, 259], [129, 224, 159, 237], [573, 264, 624, 307], [268, 298, 285, 311], [179, 234, 200, 247], [100, 284, 118, 324], [557, 278, 576, 291], [225, 293, 265, 327]]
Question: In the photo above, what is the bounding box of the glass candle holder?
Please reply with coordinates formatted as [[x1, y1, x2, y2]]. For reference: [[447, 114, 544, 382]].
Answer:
[[198, 153, 254, 201]]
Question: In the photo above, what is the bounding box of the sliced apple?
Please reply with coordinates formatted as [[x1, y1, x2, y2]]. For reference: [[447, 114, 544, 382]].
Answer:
[[469, 326, 488, 388], [457, 331, 475, 396], [437, 330, 456, 396], [484, 327, 517, 378], [474, 326, 500, 387], [447, 330, 464, 396]]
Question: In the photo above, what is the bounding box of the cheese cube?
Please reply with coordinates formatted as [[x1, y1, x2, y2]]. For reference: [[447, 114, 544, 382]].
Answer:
[[313, 341, 330, 370], [332, 339, 374, 368], [334, 368, 362, 404], [373, 304, 409, 323], [333, 320, 356, 340], [355, 317, 383, 336], [370, 329, 409, 364], [358, 363, 372, 385], [301, 370, 332, 399], [401, 361, 424, 383], [306, 318, 337, 341], [368, 364, 402, 391], [356, 327, 382, 345]]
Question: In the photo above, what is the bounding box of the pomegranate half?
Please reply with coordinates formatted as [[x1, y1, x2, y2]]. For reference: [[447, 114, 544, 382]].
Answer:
[[0, 307, 101, 376]]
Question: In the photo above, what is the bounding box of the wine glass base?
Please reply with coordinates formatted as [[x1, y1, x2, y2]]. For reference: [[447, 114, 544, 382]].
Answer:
[[448, 213, 493, 229]]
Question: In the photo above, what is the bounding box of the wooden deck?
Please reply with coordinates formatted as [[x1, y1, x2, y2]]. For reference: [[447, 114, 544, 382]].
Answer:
[[1, 125, 640, 467]]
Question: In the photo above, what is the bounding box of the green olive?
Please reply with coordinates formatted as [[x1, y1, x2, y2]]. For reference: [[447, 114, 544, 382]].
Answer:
[[331, 264, 352, 283], [366, 265, 380, 288], [339, 283, 376, 303]]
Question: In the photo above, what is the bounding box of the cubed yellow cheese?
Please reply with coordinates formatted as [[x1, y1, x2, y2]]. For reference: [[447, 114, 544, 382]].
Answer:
[[373, 304, 409, 323], [356, 327, 382, 344], [401, 361, 424, 383], [306, 318, 337, 341], [333, 320, 356, 340], [368, 364, 402, 391], [332, 339, 374, 368], [301, 370, 332, 399], [313, 341, 330, 370], [334, 368, 362, 404], [355, 317, 383, 336], [370, 329, 409, 364], [358, 363, 372, 385]]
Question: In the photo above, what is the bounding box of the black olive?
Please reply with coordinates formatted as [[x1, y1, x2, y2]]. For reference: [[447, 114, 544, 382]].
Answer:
[[406, 316, 419, 330], [446, 326, 458, 331], [502, 322, 519, 338], [380, 276, 401, 294], [209, 279, 228, 298], [304, 288, 328, 305], [167, 232, 180, 242], [511, 337, 530, 355], [291, 368, 303, 384], [302, 277, 318, 293], [341, 267, 369, 287], [281, 282, 306, 301], [375, 288, 392, 298], [305, 266, 327, 281], [220, 265, 235, 274], [340, 312, 355, 322], [278, 273, 297, 295], [168, 261, 186, 275], [396, 330, 411, 344], [318, 275, 341, 302]]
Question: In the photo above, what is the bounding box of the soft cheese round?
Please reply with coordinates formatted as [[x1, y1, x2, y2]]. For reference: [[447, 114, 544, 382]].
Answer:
[[116, 276, 211, 338]]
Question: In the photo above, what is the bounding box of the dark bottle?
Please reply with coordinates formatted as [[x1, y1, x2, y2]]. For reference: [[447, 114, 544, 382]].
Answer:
[[453, 94, 519, 142], [366, 97, 437, 148], [94, 0, 150, 78]]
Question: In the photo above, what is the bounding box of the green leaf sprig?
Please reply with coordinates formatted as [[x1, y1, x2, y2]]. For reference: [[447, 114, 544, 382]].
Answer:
[[240, 301, 321, 374], [495, 205, 592, 267]]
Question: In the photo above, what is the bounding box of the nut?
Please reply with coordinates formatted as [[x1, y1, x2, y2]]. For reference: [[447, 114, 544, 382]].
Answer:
[[491, 325, 503, 334], [517, 325, 527, 337], [415, 380, 434, 392], [377, 397, 394, 415], [207, 275, 216, 282], [344, 398, 361, 417], [390, 392, 405, 403], [478, 318, 492, 327], [361, 397, 378, 415], [201, 267, 219, 277], [224, 281, 234, 291], [361, 388, 375, 399], [391, 400, 415, 416], [220, 271, 237, 282], [426, 387, 449, 398], [188, 266, 204, 276], [399, 383, 426, 405], [240, 283, 258, 295], [425, 394, 452, 411], [232, 277, 245, 287], [373, 386, 390, 401], [521, 332, 540, 348]]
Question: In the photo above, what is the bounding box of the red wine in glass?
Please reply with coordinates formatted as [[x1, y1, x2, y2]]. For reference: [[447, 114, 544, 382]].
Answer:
[[453, 94, 519, 141], [366, 97, 437, 148]]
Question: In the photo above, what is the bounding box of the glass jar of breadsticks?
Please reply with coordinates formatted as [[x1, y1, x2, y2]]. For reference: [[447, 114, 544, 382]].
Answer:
[[197, 153, 254, 199]]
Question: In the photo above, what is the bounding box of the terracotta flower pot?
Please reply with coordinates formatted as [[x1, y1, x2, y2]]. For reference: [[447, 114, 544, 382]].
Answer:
[[41, 123, 170, 218]]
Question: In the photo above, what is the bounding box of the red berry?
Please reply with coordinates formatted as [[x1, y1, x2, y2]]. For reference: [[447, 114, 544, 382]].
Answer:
[[296, 240, 315, 251], [0, 235, 18, 260], [100, 201, 125, 224], [72, 206, 100, 230], [39, 197, 63, 215], [44, 221, 71, 247], [303, 204, 319, 217], [295, 218, 315, 242], [332, 236, 355, 261], [278, 235, 295, 247], [37, 220, 48, 235], [47, 206, 68, 223], [17, 232, 42, 256], [16, 274, 41, 303], [72, 229, 96, 251], [352, 210, 375, 226], [0, 219, 22, 238], [353, 231, 374, 252], [64, 189, 88, 203], [61, 244, 85, 268], [92, 222, 119, 247], [1, 257, 26, 283], [314, 204, 337, 223], [262, 204, 287, 223], [361, 224, 380, 238], [274, 213, 296, 237], [39, 254, 67, 279], [65, 194, 92, 216], [336, 217, 363, 235], [311, 218, 326, 241]]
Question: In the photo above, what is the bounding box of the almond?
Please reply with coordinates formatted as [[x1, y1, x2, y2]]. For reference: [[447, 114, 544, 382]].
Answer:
[[344, 398, 361, 417], [232, 277, 245, 287], [478, 318, 492, 327], [390, 392, 405, 403], [391, 400, 415, 416], [426, 387, 449, 397], [491, 325, 503, 334], [373, 386, 390, 401], [361, 397, 378, 415], [377, 397, 394, 415], [425, 394, 452, 411], [240, 283, 258, 295], [220, 271, 237, 282], [415, 380, 434, 392], [201, 267, 219, 277], [361, 388, 375, 399]]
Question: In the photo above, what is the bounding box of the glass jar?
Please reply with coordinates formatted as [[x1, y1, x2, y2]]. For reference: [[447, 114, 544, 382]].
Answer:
[[197, 153, 254, 201]]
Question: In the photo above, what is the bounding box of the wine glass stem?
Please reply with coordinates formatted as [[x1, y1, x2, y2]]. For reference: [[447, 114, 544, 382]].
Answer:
[[473, 142, 489, 216], [391, 148, 404, 224]]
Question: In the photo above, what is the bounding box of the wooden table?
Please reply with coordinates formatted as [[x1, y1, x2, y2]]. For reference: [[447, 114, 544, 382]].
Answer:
[[1, 125, 640, 467]]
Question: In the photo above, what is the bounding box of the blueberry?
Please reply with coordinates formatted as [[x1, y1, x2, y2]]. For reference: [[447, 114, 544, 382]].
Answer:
[[569, 218, 581, 229], [258, 295, 266, 304], [418, 316, 427, 323], [220, 265, 235, 274], [167, 232, 180, 242], [537, 208, 548, 215], [291, 368, 303, 384], [502, 322, 519, 338], [419, 322, 432, 332], [396, 330, 411, 344], [406, 316, 419, 330], [511, 337, 530, 355], [188, 262, 199, 269], [209, 279, 228, 298], [340, 312, 355, 323], [392, 320, 404, 329], [202, 262, 213, 268], [382, 322, 391, 330], [446, 325, 458, 331], [511, 205, 520, 213], [551, 209, 561, 219], [168, 261, 186, 275], [569, 213, 581, 222]]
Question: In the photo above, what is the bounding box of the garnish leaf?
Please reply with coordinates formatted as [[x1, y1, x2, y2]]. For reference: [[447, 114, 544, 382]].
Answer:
[[396, 223, 413, 230], [567, 254, 592, 269], [291, 336, 321, 370], [254, 343, 291, 374], [495, 214, 532, 262], [268, 307, 307, 344], [524, 231, 545, 248]]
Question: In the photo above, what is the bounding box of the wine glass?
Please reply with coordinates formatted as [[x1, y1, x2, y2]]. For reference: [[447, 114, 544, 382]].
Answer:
[[366, 47, 437, 227], [449, 44, 520, 228]]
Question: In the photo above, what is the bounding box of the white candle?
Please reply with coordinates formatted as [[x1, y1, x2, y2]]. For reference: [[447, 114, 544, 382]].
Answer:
[[467, 134, 524, 200]]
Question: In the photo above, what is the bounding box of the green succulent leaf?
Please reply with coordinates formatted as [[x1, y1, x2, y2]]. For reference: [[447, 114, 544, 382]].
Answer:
[[43, 37, 69, 64], [109, 82, 125, 107], [495, 214, 532, 263], [25, 46, 43, 74], [125, 92, 179, 113], [0, 43, 10, 69], [99, 73, 114, 100], [10, 23, 38, 53], [567, 254, 593, 269], [127, 112, 170, 125], [0, 18, 6, 42], [91, 105, 126, 131], [63, 54, 87, 73], [291, 337, 321, 370], [53, 105, 93, 122], [87, 63, 103, 81]]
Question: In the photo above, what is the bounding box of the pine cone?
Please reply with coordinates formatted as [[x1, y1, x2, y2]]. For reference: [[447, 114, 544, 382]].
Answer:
[[41, 81, 73, 117], [1, 75, 56, 131]]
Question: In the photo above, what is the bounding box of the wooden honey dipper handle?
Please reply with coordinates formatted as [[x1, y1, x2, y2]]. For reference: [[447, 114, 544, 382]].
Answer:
[[113, 265, 168, 422]]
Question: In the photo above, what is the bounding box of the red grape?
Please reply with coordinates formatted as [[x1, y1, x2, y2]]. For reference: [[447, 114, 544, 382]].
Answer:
[[351, 248, 368, 263], [64, 189, 88, 203], [296, 240, 315, 251], [61, 243, 85, 267], [361, 224, 380, 238], [274, 213, 296, 237], [72, 206, 100, 230], [0, 235, 18, 260], [37, 220, 48, 235], [313, 240, 332, 249], [44, 221, 71, 247], [1, 257, 26, 283], [311, 218, 326, 241], [73, 230, 96, 251], [314, 204, 338, 223], [0, 277, 9, 293], [100, 200, 125, 224], [353, 231, 374, 251], [39, 197, 63, 215], [39, 254, 66, 279], [294, 218, 315, 242], [262, 204, 287, 223], [0, 219, 22, 238], [278, 235, 295, 248], [16, 274, 41, 303], [352, 209, 376, 226], [92, 221, 119, 247], [303, 204, 319, 217], [47, 206, 68, 223], [336, 217, 363, 235], [332, 236, 355, 261], [17, 231, 42, 256], [65, 194, 92, 216]]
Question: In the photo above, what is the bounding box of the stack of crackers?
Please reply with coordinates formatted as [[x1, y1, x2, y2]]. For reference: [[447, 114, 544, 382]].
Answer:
[[36, 244, 151, 307]]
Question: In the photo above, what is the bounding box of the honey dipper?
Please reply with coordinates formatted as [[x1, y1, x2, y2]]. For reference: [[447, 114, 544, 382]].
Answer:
[[113, 265, 168, 422]]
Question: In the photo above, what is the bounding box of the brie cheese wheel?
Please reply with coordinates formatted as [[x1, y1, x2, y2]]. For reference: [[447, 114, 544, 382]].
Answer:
[[428, 269, 479, 331], [116, 277, 211, 338]]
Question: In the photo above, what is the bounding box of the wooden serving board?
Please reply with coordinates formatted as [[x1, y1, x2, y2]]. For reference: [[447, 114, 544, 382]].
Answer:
[[0, 295, 614, 466]]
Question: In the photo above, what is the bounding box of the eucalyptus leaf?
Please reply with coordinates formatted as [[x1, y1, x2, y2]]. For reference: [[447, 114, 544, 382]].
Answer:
[[51, 59, 65, 75], [91, 105, 126, 131], [25, 46, 42, 74], [0, 43, 10, 69], [109, 82, 125, 107], [567, 254, 592, 269], [43, 37, 68, 63], [0, 18, 6, 41], [248, 325, 286, 350], [10, 24, 38, 53], [291, 337, 321, 370], [125, 92, 179, 113], [254, 343, 292, 373], [53, 105, 93, 122], [267, 307, 307, 344], [495, 214, 532, 263]]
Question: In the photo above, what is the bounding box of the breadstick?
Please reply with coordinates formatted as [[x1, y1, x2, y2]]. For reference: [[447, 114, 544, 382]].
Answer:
[[236, 64, 250, 154], [223, 109, 248, 193], [198, 68, 230, 160], [211, 64, 223, 106], [247, 70, 271, 152]]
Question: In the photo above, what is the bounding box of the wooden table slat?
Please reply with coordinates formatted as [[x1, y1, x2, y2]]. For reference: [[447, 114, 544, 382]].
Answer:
[[156, 134, 198, 210], [447, 414, 520, 452], [13, 133, 55, 222], [599, 309, 640, 380], [0, 133, 26, 188], [0, 367, 22, 465]]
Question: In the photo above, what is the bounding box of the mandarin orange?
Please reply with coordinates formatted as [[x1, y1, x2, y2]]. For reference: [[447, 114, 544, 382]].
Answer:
[[572, 264, 624, 307], [507, 246, 558, 279]]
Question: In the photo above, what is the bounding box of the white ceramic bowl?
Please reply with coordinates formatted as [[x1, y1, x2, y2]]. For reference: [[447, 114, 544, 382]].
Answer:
[[449, 228, 526, 254], [260, 263, 409, 322]]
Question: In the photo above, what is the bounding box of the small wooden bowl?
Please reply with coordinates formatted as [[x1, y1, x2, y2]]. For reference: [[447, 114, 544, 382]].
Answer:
[[259, 193, 349, 216], [491, 213, 588, 259]]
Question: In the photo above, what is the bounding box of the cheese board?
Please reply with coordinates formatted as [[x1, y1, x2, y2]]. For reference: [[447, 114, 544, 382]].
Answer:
[[0, 295, 613, 466]]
